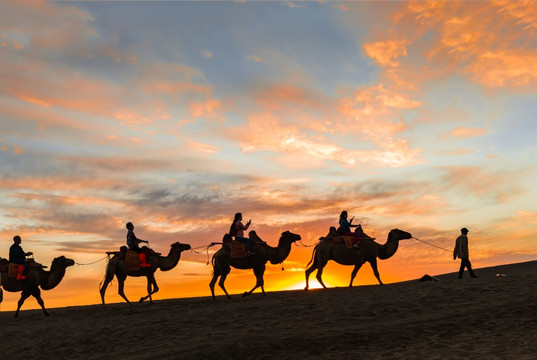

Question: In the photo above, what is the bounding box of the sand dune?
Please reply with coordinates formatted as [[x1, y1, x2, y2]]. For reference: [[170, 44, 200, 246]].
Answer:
[[1, 261, 536, 359]]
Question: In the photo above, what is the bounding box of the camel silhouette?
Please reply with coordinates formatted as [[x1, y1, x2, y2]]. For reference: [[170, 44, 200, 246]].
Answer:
[[210, 230, 301, 299], [99, 242, 191, 305], [304, 228, 412, 290], [0, 256, 75, 317]]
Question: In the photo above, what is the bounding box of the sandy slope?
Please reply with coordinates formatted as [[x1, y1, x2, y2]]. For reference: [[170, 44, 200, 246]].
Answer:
[[1, 261, 536, 359]]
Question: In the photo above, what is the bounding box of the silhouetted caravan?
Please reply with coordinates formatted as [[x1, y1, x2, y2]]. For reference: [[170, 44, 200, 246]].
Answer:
[[304, 228, 412, 290], [210, 230, 301, 299], [99, 242, 191, 305], [0, 256, 75, 317]]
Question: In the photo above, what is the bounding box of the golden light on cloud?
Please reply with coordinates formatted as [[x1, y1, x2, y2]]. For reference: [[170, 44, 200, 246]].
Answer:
[[363, 39, 409, 67], [466, 51, 537, 89], [452, 127, 487, 138]]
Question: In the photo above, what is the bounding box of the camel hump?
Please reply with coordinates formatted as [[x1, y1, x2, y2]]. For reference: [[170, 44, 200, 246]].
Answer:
[[26, 260, 46, 268], [320, 235, 345, 245]]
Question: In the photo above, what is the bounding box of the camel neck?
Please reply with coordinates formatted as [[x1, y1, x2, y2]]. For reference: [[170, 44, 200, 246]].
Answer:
[[156, 248, 182, 271], [377, 232, 400, 260], [41, 263, 67, 290], [267, 239, 292, 264]]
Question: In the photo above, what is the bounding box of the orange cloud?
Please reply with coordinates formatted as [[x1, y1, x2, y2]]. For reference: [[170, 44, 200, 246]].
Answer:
[[466, 50, 537, 89], [185, 139, 219, 154], [363, 39, 409, 67], [392, 1, 537, 91], [190, 99, 222, 118], [452, 127, 487, 138]]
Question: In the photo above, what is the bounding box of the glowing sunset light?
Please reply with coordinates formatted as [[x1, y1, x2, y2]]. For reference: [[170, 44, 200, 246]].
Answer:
[[1, 0, 537, 312]]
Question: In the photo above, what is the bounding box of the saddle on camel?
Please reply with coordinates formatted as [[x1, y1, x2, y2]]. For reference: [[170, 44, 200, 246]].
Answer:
[[105, 246, 158, 271], [0, 257, 47, 284], [222, 231, 267, 258], [320, 226, 375, 249]]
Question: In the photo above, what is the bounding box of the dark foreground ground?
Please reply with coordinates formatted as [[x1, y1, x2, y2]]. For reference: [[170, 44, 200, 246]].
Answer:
[[1, 261, 536, 359]]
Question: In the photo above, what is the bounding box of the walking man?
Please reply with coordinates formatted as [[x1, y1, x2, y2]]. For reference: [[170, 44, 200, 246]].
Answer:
[[453, 227, 477, 279]]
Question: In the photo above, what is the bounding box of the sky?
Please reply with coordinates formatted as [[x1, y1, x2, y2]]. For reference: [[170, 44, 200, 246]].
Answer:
[[1, 0, 537, 311]]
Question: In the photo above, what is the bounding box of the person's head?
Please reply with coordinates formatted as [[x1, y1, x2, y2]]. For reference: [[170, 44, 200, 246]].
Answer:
[[233, 213, 242, 223], [340, 211, 348, 220], [461, 227, 469, 235], [222, 233, 232, 244], [126, 222, 134, 231], [13, 235, 21, 244]]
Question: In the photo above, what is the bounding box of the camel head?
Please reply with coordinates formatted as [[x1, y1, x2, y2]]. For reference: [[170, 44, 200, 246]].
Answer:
[[171, 242, 191, 252], [390, 229, 412, 240], [280, 231, 301, 244], [53, 256, 75, 268]]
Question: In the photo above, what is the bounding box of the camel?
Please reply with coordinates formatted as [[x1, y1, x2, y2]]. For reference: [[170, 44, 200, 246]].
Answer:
[[304, 228, 412, 290], [99, 242, 191, 305], [0, 256, 75, 317], [210, 230, 301, 299]]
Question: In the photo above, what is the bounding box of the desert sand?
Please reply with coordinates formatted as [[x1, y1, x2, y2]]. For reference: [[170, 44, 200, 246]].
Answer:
[[1, 261, 536, 359]]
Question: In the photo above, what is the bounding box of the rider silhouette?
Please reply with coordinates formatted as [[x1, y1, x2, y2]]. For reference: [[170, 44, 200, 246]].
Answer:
[[126, 222, 151, 268], [9, 235, 33, 280]]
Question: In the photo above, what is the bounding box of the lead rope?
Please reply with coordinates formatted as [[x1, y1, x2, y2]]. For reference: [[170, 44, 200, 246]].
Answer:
[[295, 240, 319, 248], [411, 236, 451, 253], [75, 256, 109, 266], [190, 243, 219, 265]]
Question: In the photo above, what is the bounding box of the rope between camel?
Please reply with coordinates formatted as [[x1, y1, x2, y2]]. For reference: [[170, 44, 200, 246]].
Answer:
[[75, 256, 109, 266], [411, 236, 451, 253], [190, 242, 218, 265], [295, 240, 319, 248]]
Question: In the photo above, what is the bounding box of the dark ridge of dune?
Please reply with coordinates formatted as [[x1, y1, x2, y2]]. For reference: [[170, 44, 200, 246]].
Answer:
[[1, 260, 536, 359]]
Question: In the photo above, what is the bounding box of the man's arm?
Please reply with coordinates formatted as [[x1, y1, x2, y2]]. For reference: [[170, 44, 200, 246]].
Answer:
[[453, 238, 459, 260]]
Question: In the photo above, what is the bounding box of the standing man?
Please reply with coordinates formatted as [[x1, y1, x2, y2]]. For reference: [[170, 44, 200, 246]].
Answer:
[[9, 235, 33, 280], [453, 228, 477, 279]]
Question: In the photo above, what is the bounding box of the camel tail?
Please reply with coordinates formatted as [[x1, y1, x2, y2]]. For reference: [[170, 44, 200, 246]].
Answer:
[[0, 288, 3, 304], [306, 244, 319, 267], [99, 256, 112, 291], [210, 253, 216, 276]]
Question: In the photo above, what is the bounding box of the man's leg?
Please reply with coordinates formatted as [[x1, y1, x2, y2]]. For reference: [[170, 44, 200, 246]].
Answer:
[[17, 264, 26, 280], [458, 260, 465, 279], [466, 259, 477, 278]]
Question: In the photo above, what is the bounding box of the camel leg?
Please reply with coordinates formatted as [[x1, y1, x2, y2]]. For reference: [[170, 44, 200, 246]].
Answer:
[[304, 259, 318, 291], [315, 259, 329, 289], [243, 265, 265, 297], [32, 287, 49, 316], [116, 274, 131, 305], [209, 268, 221, 300], [349, 261, 365, 287], [369, 258, 383, 285], [99, 268, 116, 306], [15, 288, 32, 318], [218, 271, 232, 299], [139, 274, 158, 304], [0, 288, 3, 303]]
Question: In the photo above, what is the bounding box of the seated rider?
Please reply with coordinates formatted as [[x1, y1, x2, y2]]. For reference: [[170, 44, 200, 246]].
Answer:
[[338, 211, 358, 235], [9, 235, 33, 280], [229, 213, 254, 255], [248, 230, 266, 245], [126, 222, 151, 268], [352, 224, 373, 248]]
